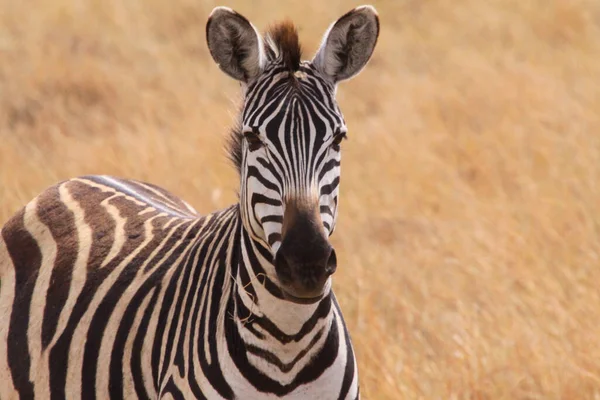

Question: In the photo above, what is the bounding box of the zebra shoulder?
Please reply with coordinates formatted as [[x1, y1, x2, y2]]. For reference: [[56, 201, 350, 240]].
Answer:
[[0, 175, 201, 280]]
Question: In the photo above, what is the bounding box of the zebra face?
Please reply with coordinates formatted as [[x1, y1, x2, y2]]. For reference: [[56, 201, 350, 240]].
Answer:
[[239, 66, 345, 301], [207, 6, 379, 300], [239, 63, 344, 249]]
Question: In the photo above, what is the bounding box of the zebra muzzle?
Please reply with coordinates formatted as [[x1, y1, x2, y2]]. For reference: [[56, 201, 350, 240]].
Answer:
[[274, 202, 337, 302]]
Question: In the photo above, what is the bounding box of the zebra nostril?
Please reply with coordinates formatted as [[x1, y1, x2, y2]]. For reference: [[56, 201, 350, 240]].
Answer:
[[325, 248, 337, 276]]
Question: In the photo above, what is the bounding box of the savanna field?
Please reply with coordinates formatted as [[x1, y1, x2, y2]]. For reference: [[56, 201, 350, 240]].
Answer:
[[1, 0, 600, 398]]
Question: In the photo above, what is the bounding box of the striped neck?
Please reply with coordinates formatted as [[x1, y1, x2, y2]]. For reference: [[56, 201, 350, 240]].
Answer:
[[234, 208, 334, 333], [225, 207, 337, 390]]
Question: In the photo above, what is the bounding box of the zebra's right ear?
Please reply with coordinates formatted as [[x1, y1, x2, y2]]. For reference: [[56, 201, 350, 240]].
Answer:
[[206, 7, 265, 83]]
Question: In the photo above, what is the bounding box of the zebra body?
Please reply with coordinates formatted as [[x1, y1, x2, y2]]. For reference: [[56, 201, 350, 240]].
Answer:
[[0, 176, 354, 399], [0, 5, 379, 399]]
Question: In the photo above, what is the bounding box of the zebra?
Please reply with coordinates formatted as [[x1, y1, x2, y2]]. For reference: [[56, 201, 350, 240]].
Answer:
[[0, 5, 379, 399]]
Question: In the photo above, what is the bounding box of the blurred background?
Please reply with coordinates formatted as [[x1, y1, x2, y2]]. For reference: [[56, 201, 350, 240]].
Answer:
[[2, 0, 600, 398]]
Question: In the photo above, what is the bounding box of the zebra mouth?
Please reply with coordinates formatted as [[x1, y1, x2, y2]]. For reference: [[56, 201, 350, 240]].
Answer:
[[280, 288, 325, 305]]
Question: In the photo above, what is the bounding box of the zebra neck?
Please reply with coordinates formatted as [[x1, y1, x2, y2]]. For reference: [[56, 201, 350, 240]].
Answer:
[[209, 215, 347, 396], [224, 220, 339, 388], [234, 219, 334, 336]]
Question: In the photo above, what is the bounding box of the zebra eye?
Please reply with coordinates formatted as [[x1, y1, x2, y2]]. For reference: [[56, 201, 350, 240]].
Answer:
[[244, 128, 263, 151], [331, 131, 347, 148]]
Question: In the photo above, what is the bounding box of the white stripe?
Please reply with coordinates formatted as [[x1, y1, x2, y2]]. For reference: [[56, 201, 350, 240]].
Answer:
[[121, 286, 156, 398], [23, 197, 53, 397]]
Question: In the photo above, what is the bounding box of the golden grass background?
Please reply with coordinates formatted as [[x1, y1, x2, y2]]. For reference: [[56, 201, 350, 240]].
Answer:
[[1, 0, 600, 398]]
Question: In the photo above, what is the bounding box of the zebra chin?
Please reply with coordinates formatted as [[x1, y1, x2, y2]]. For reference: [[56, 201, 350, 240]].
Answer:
[[279, 280, 332, 304], [275, 261, 335, 304]]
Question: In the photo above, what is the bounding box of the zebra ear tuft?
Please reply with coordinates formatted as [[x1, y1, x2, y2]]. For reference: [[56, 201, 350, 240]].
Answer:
[[313, 5, 379, 83], [206, 7, 265, 82]]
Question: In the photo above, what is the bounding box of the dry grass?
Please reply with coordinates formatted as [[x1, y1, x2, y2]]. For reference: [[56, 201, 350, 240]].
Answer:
[[2, 0, 600, 398]]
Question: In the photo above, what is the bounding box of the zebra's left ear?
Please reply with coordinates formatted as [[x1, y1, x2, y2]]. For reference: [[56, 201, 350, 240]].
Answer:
[[313, 5, 380, 83]]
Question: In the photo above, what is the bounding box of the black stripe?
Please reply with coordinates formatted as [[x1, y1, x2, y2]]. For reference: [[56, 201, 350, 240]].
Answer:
[[337, 295, 357, 399], [318, 159, 341, 182], [245, 326, 324, 372], [3, 209, 39, 400], [162, 377, 189, 400], [131, 288, 161, 399], [37, 186, 77, 350], [261, 214, 283, 224], [246, 166, 280, 193], [320, 205, 334, 218], [320, 177, 340, 196], [251, 193, 281, 209]]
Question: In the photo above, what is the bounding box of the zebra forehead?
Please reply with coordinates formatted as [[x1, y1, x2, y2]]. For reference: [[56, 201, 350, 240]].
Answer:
[[246, 75, 339, 124], [257, 95, 338, 137]]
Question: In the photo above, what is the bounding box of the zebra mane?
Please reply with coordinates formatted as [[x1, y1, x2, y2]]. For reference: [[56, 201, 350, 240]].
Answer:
[[228, 116, 244, 174], [264, 20, 302, 72]]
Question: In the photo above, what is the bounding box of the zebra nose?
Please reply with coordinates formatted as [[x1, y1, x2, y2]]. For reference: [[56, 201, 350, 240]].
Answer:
[[274, 241, 336, 300]]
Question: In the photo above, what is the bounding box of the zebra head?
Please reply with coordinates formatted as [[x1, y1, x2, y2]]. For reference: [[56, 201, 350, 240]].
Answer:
[[206, 6, 379, 301]]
